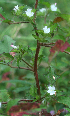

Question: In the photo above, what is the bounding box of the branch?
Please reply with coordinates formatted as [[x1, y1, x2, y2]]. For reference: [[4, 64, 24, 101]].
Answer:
[[8, 64, 33, 71], [33, 0, 38, 23], [1, 99, 33, 105], [40, 42, 55, 47], [22, 58, 33, 69], [0, 63, 33, 71], [9, 21, 29, 24], [33, 0, 41, 96], [64, 51, 70, 55], [34, 40, 41, 96], [1, 99, 39, 105]]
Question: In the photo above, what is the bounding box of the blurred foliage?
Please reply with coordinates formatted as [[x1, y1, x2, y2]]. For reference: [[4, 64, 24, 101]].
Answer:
[[0, 0, 70, 115]]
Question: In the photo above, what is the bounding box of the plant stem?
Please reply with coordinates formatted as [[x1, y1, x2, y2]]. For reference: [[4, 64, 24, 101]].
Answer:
[[34, 40, 41, 96], [33, 0, 41, 96], [9, 21, 29, 24], [22, 58, 33, 69]]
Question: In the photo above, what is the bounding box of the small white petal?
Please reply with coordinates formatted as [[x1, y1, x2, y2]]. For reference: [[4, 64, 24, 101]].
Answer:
[[0, 102, 1, 108], [11, 45, 17, 49], [43, 26, 50, 33], [51, 4, 57, 11], [25, 8, 34, 17], [47, 86, 56, 95], [39, 8, 46, 13], [13, 5, 19, 12]]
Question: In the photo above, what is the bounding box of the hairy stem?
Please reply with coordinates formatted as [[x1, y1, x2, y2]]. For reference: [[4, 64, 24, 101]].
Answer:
[[34, 40, 40, 95], [33, 0, 41, 96]]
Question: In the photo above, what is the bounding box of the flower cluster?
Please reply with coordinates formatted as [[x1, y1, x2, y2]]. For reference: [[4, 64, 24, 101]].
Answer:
[[13, 2, 57, 16]]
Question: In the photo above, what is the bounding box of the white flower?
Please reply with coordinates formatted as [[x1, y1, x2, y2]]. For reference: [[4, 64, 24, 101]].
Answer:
[[39, 8, 46, 13], [47, 86, 56, 95], [10, 45, 17, 49], [43, 26, 50, 33], [13, 5, 19, 12], [0, 102, 1, 108], [51, 3, 57, 11], [25, 8, 34, 17]]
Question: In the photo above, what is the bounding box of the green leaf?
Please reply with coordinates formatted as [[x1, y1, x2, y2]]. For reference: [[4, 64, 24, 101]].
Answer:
[[65, 108, 70, 112], [19, 5, 25, 10], [58, 96, 70, 108], [2, 80, 32, 85], [39, 2, 50, 8], [13, 86, 30, 93], [3, 53, 13, 60], [0, 7, 3, 12], [52, 34, 65, 41], [60, 14, 70, 22], [3, 19, 13, 24], [65, 113, 70, 116], [65, 47, 70, 52], [6, 99, 19, 112], [0, 89, 10, 102], [0, 35, 15, 54], [50, 23, 57, 32]]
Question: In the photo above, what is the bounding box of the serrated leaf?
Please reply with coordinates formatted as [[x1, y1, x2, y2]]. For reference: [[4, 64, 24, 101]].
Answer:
[[58, 96, 70, 108], [0, 35, 15, 54], [19, 5, 25, 10]]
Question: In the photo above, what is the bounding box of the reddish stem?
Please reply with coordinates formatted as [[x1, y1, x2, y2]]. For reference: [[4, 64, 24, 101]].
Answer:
[[34, 41, 40, 95], [33, 0, 41, 96]]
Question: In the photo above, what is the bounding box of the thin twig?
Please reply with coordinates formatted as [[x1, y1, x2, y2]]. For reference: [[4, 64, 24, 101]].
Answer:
[[59, 68, 69, 75], [8, 64, 33, 71], [18, 99, 33, 102], [64, 51, 70, 55], [22, 58, 33, 69], [40, 42, 55, 47], [0, 63, 33, 71], [9, 21, 29, 24]]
